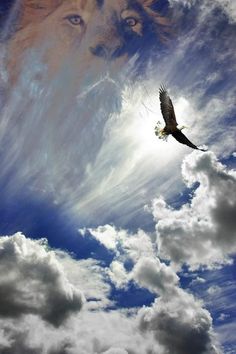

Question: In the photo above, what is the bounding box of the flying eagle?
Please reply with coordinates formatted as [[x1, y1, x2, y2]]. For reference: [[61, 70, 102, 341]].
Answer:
[[155, 86, 206, 151]]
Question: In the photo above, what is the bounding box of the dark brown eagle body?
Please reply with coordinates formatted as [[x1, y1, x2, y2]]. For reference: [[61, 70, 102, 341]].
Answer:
[[158, 86, 206, 151]]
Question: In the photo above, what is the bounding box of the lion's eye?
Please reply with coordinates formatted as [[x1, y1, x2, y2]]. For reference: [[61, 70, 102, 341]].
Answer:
[[66, 14, 83, 26], [124, 17, 138, 27]]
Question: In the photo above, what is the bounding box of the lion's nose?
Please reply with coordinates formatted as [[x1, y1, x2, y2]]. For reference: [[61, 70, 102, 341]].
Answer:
[[90, 43, 122, 59], [90, 44, 108, 58]]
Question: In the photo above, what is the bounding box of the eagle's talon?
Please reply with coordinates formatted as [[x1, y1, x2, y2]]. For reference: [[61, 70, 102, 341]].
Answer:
[[154, 126, 168, 141]]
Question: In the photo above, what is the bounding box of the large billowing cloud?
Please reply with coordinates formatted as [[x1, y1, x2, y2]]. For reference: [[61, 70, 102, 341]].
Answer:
[[0, 233, 83, 326], [139, 289, 218, 354], [131, 257, 219, 354], [151, 151, 236, 269]]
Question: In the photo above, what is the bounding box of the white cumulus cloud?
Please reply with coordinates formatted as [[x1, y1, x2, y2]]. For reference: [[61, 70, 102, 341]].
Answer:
[[0, 233, 84, 326], [151, 151, 236, 269], [139, 288, 220, 354]]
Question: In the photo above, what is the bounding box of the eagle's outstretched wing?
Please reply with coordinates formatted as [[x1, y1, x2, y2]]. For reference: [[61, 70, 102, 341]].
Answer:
[[159, 86, 178, 128], [172, 130, 206, 151]]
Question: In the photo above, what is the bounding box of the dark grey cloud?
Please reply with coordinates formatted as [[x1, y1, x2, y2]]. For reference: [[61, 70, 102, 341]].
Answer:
[[0, 334, 41, 354], [0, 233, 83, 326], [48, 341, 74, 354], [139, 288, 219, 354]]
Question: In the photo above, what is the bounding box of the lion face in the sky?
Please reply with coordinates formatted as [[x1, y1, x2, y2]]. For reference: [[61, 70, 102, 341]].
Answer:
[[6, 0, 170, 83]]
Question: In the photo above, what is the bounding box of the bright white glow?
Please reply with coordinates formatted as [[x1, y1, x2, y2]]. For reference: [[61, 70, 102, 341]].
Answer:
[[119, 87, 194, 159]]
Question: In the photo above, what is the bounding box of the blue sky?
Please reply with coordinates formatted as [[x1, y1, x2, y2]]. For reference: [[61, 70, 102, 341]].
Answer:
[[0, 1, 235, 353]]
